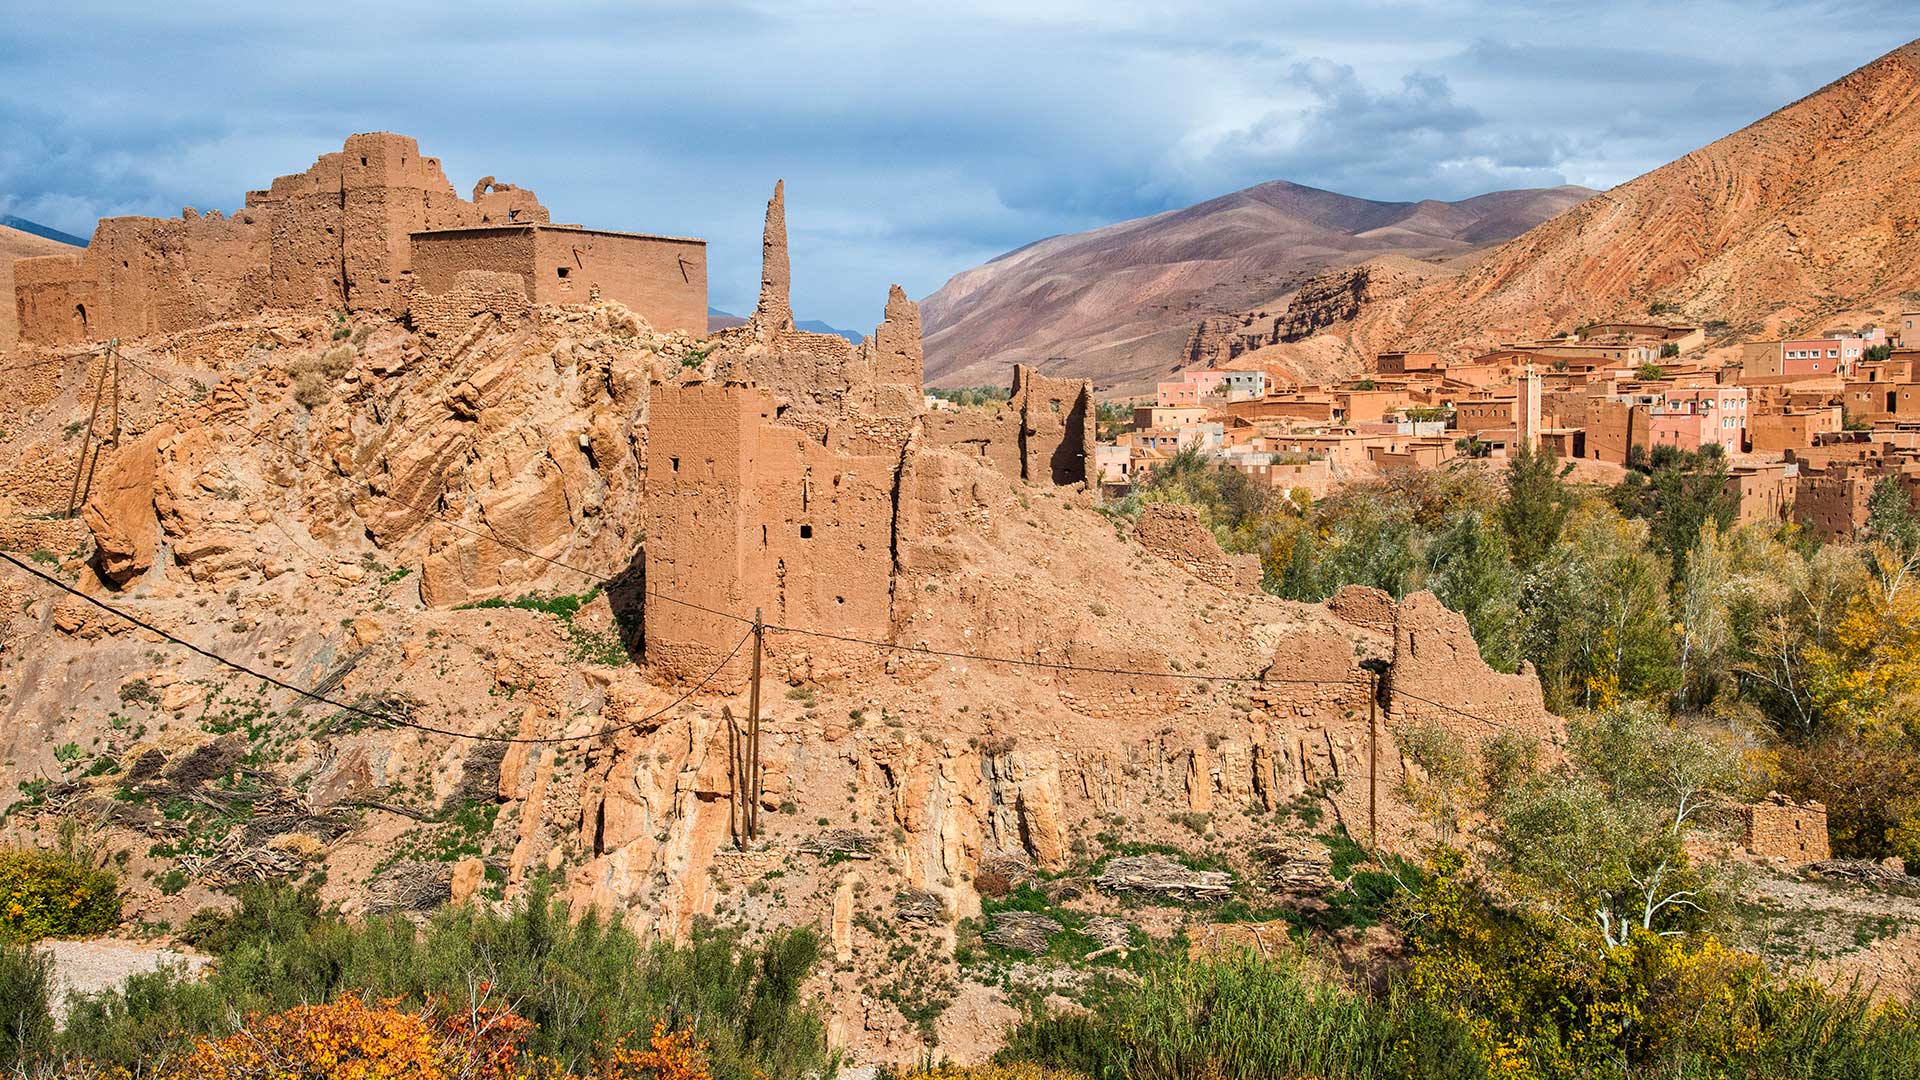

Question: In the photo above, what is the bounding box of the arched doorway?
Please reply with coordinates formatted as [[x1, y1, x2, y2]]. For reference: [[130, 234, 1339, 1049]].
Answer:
[[73, 303, 88, 339]]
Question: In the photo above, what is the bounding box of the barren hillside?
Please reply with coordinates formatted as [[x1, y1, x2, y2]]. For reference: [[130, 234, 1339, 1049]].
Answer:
[[0, 298, 1555, 1066], [1293, 37, 1920, 362], [919, 180, 1590, 393], [0, 223, 82, 349]]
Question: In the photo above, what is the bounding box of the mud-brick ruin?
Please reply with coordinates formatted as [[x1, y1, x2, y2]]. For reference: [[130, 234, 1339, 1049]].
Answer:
[[11, 133, 706, 344], [643, 182, 1096, 682]]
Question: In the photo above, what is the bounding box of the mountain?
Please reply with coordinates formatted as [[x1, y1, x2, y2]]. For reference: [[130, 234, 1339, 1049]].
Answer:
[[797, 319, 863, 344], [1289, 38, 1920, 364], [707, 307, 863, 343], [1, 221, 84, 350], [919, 180, 1591, 392], [1, 215, 88, 247]]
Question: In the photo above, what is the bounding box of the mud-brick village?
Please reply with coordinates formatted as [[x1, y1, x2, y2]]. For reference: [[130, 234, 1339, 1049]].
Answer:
[[5, 11, 1920, 1080]]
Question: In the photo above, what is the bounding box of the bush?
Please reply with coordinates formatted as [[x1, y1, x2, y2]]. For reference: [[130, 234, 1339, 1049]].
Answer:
[[1001, 950, 1483, 1080], [0, 938, 55, 1073], [44, 881, 831, 1079], [0, 848, 121, 941], [288, 344, 357, 409]]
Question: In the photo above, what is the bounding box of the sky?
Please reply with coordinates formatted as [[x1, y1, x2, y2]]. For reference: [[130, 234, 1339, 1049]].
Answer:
[[1, 2, 1913, 330]]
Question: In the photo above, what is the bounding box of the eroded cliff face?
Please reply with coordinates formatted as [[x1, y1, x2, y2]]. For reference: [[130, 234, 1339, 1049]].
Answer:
[[0, 302, 1559, 1068]]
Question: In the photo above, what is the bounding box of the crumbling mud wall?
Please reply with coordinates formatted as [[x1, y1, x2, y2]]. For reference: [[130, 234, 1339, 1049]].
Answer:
[[14, 132, 704, 346], [1133, 503, 1264, 592], [924, 363, 1094, 486], [642, 381, 900, 684]]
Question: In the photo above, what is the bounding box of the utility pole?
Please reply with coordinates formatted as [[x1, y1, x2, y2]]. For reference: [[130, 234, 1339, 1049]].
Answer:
[[1368, 670, 1378, 851], [747, 608, 764, 840], [1360, 658, 1389, 852], [723, 705, 744, 848], [64, 342, 115, 518]]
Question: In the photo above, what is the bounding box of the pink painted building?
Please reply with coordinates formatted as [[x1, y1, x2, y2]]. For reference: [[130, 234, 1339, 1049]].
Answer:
[[1649, 385, 1749, 454], [1156, 369, 1229, 407]]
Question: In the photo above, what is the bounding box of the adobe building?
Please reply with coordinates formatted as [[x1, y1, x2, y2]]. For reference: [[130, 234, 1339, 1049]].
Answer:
[[641, 183, 1093, 683], [13, 132, 706, 345]]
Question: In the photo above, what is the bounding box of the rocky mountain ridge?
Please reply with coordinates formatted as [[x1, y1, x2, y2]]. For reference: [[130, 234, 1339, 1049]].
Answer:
[[1279, 37, 1920, 365], [919, 180, 1590, 394]]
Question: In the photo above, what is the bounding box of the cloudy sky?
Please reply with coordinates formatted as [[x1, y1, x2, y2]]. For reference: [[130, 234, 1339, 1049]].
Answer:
[[1, 2, 1912, 329]]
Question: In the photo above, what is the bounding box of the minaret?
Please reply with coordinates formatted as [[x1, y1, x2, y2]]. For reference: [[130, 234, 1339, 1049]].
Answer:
[[753, 179, 794, 336], [1517, 362, 1542, 451]]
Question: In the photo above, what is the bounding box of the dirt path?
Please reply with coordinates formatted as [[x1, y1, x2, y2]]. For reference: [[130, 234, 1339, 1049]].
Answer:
[[39, 939, 210, 1023]]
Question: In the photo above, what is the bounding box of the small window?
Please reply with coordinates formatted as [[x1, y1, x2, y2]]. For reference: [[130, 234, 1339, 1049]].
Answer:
[[557, 266, 570, 279], [360, 156, 368, 166], [800, 525, 813, 539], [670, 456, 679, 472]]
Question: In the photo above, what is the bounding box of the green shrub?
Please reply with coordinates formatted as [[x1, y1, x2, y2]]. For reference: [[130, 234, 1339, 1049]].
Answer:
[[1001, 950, 1485, 1080], [46, 881, 832, 1079], [0, 938, 54, 1073], [0, 848, 121, 941]]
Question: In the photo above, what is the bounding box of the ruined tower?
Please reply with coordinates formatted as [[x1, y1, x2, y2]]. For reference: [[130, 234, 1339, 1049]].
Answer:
[[751, 180, 794, 335]]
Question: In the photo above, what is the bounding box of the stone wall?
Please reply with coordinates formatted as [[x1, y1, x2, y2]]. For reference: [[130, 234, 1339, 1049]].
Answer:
[[1133, 504, 1262, 592], [1745, 792, 1830, 862], [407, 270, 533, 352]]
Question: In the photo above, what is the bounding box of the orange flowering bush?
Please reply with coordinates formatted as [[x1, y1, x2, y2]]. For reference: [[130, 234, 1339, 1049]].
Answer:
[[162, 994, 533, 1080], [155, 995, 717, 1080], [585, 1020, 713, 1080]]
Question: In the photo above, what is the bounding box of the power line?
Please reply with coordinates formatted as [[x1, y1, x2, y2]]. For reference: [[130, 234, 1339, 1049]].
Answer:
[[78, 356, 1519, 719], [763, 620, 1303, 684], [0, 550, 750, 745]]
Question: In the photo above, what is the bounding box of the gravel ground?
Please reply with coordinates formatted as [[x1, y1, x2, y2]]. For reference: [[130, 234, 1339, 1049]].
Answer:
[[39, 939, 210, 1024]]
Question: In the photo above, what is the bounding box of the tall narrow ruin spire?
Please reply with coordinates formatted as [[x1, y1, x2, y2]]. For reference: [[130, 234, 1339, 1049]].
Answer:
[[754, 179, 794, 333]]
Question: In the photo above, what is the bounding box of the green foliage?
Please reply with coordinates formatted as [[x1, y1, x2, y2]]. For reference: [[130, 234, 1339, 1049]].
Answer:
[[1636, 362, 1667, 380], [929, 386, 1012, 409], [1001, 950, 1485, 1080], [1425, 512, 1522, 672], [0, 938, 54, 1073], [0, 848, 121, 941], [457, 589, 629, 666], [55, 881, 832, 1079], [1660, 342, 1680, 358], [1500, 445, 1570, 571]]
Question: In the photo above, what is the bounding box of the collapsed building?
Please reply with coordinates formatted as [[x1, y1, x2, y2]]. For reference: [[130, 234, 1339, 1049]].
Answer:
[[12, 132, 706, 344], [642, 182, 1095, 681]]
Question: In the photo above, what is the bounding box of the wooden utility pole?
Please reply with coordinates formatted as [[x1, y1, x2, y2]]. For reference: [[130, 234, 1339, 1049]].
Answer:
[[64, 343, 115, 518], [1367, 669, 1379, 851], [747, 608, 764, 840], [724, 705, 749, 848]]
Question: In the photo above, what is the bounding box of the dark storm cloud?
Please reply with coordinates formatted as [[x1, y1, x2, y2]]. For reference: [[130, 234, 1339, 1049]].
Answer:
[[0, 1, 1911, 326]]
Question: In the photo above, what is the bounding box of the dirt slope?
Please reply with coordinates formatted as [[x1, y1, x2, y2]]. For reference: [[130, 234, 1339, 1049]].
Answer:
[[919, 180, 1590, 392], [0, 223, 83, 350], [1299, 37, 1920, 361]]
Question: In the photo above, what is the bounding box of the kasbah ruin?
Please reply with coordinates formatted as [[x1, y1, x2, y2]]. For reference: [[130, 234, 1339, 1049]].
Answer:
[[0, 133, 1833, 1062]]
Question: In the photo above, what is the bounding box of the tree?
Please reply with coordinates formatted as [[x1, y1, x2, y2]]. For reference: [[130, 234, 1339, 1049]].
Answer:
[[1500, 443, 1571, 571], [1674, 519, 1736, 713], [1426, 512, 1523, 671], [1637, 363, 1667, 381], [1494, 705, 1741, 947], [1521, 504, 1678, 710]]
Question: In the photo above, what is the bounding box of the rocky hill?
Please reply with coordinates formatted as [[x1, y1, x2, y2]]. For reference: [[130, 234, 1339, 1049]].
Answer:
[[0, 295, 1556, 1066], [1283, 37, 1920, 363], [919, 181, 1590, 393], [1, 222, 83, 349]]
